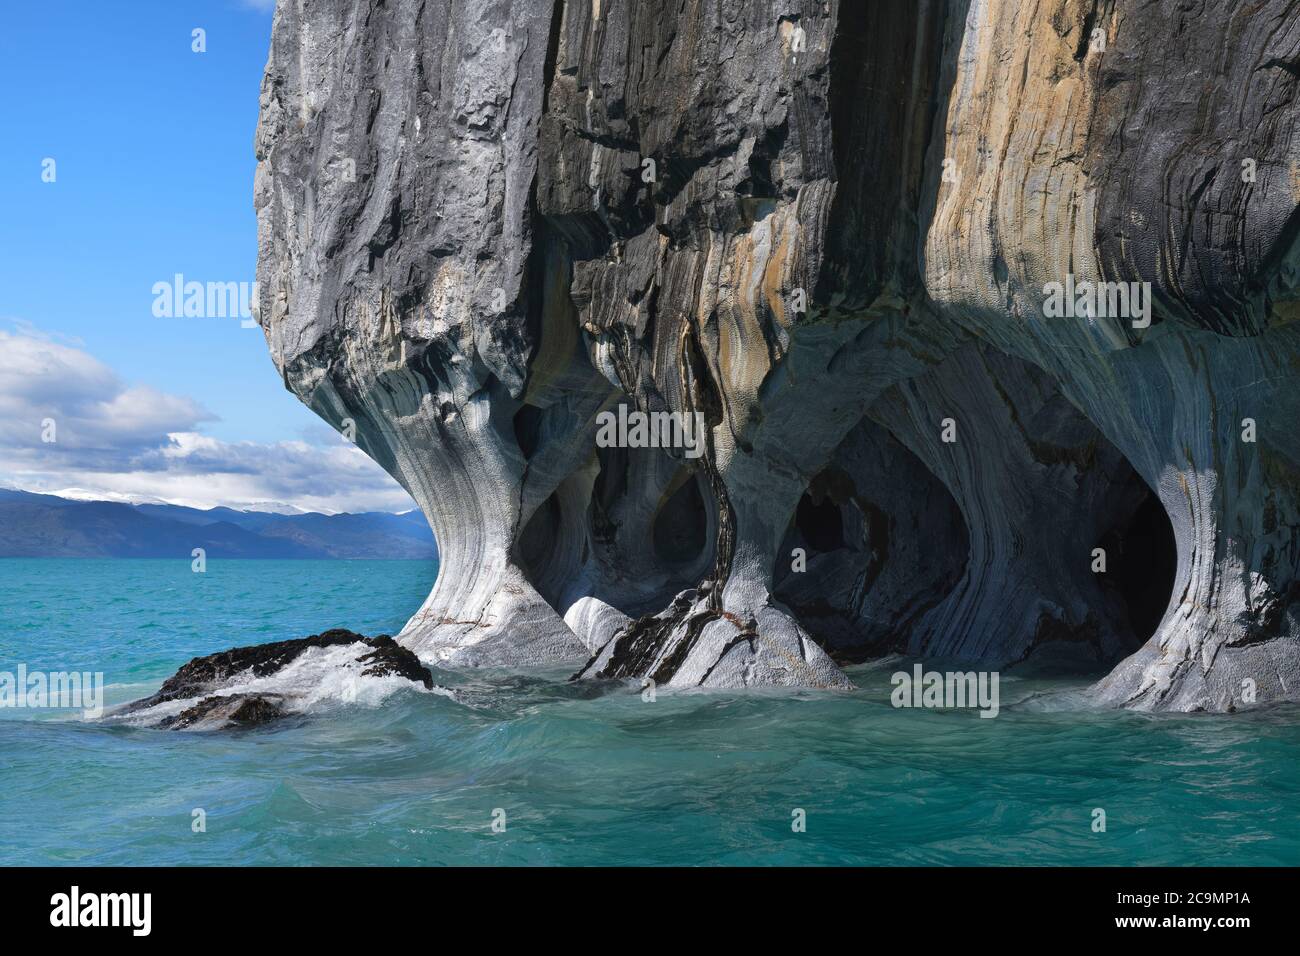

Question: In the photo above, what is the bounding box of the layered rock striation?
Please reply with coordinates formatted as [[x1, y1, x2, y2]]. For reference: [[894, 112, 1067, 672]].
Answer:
[[252, 0, 1300, 711]]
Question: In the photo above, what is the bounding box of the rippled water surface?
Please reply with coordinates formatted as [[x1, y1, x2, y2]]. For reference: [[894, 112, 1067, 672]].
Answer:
[[2, 558, 1298, 865]]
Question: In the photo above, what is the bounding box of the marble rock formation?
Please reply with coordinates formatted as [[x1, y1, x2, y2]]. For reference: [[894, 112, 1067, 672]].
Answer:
[[252, 0, 1300, 712]]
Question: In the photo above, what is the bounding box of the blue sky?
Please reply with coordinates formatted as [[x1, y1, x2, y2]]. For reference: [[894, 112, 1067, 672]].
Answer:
[[0, 1, 413, 512]]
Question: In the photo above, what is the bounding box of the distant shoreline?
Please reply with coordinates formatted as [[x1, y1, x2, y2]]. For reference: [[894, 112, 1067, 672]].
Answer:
[[0, 490, 437, 560]]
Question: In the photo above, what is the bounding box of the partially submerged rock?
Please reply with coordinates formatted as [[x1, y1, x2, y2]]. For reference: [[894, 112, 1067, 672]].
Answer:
[[356, 635, 435, 688], [161, 693, 286, 730], [121, 629, 434, 730]]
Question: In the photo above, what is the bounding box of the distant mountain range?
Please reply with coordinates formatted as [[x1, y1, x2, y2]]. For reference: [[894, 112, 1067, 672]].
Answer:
[[0, 489, 437, 559]]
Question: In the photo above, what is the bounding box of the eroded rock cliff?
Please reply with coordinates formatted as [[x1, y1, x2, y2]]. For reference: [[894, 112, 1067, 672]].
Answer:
[[254, 0, 1300, 711]]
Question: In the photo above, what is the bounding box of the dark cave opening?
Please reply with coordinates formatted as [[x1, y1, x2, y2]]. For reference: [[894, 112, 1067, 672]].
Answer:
[[517, 490, 562, 587], [774, 465, 863, 590], [774, 436, 969, 662], [591, 445, 627, 521], [794, 493, 847, 554], [513, 403, 545, 460], [1096, 481, 1178, 646], [652, 471, 708, 566]]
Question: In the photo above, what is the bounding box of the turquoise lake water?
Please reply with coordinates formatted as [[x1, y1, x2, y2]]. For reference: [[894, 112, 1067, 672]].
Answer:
[[1, 557, 1298, 866]]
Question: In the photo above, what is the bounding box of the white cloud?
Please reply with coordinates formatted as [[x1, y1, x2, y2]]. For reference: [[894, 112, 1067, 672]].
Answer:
[[0, 328, 415, 513]]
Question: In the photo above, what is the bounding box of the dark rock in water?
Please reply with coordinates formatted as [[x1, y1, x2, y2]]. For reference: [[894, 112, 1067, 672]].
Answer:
[[122, 629, 434, 729], [161, 694, 286, 730], [357, 635, 434, 689], [142, 628, 372, 706]]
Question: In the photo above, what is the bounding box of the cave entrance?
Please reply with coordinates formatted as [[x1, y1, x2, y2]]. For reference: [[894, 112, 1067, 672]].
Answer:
[[517, 488, 567, 607], [516, 447, 717, 624], [794, 494, 847, 553], [788, 465, 860, 561], [652, 470, 708, 567], [1096, 477, 1178, 647], [513, 402, 545, 460], [773, 433, 970, 664], [774, 465, 868, 597]]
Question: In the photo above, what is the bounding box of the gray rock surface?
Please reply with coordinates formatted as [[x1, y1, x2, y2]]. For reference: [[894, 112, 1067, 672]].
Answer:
[[254, 0, 1300, 710]]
